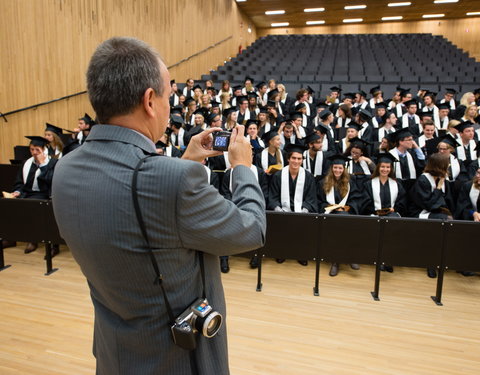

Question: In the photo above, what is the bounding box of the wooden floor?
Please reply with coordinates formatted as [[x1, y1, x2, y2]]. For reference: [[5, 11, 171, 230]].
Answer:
[[0, 245, 479, 375]]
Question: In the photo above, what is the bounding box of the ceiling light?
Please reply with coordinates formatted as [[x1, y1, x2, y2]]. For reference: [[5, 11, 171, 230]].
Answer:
[[466, 12, 480, 16], [388, 2, 412, 6], [422, 13, 445, 18], [271, 22, 289, 27], [344, 5, 367, 10], [434, 0, 458, 3], [265, 10, 285, 15], [343, 18, 363, 23], [382, 16, 403, 20], [235, 0, 246, 2], [306, 20, 326, 25], [304, 8, 325, 12]]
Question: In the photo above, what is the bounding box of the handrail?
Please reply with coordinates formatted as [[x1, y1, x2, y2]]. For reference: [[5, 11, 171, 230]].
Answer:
[[0, 35, 233, 122]]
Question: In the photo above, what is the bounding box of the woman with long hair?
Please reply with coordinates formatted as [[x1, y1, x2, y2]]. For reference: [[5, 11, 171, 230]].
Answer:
[[334, 104, 352, 129], [223, 108, 238, 131], [219, 92, 231, 111], [254, 130, 286, 174], [44, 124, 64, 158], [455, 166, 480, 221], [317, 155, 361, 276], [453, 92, 476, 120]]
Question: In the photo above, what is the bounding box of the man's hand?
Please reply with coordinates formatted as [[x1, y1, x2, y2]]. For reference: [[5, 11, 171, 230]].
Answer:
[[181, 127, 223, 163], [11, 191, 20, 198], [34, 151, 46, 165], [473, 212, 480, 222], [228, 125, 252, 168]]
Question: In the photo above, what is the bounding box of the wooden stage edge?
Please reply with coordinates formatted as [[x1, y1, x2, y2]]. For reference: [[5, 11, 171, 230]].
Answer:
[[0, 244, 479, 375]]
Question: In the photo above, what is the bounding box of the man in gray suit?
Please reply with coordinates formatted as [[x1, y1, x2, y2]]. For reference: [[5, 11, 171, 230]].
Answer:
[[52, 37, 266, 375]]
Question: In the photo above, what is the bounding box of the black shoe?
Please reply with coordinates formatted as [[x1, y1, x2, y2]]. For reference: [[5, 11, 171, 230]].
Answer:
[[380, 264, 386, 272], [249, 256, 259, 269], [276, 258, 285, 264], [220, 258, 230, 273], [384, 265, 394, 273], [45, 245, 60, 260], [329, 263, 339, 277], [427, 267, 437, 278], [459, 271, 477, 277], [1, 240, 17, 249], [297, 260, 308, 266], [24, 242, 38, 254]]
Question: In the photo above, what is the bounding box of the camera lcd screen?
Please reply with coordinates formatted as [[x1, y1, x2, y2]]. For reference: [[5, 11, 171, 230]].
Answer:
[[214, 136, 228, 148], [195, 302, 208, 313]]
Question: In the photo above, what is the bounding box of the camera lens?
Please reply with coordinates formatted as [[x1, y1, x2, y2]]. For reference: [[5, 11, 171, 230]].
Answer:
[[196, 311, 223, 338]]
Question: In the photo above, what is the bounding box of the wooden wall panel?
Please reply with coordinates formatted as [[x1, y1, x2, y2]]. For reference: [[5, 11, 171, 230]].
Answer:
[[0, 0, 256, 164], [258, 18, 480, 61]]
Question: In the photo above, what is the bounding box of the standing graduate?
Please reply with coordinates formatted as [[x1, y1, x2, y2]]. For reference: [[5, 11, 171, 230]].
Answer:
[[316, 154, 362, 276]]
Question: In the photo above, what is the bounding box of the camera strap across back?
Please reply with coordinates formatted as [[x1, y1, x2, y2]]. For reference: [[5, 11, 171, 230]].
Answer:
[[132, 155, 207, 322]]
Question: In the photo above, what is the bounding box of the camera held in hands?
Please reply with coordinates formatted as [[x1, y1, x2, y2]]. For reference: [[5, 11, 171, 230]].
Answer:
[[171, 298, 223, 351], [212, 131, 231, 152]]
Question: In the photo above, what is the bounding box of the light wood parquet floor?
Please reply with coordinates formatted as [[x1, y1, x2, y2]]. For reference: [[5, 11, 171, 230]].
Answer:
[[0, 244, 479, 375]]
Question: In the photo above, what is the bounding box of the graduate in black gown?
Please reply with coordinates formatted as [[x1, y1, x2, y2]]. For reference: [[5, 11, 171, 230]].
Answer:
[[302, 132, 330, 181], [316, 154, 362, 276], [344, 137, 376, 191], [9, 136, 58, 254], [254, 130, 286, 174], [455, 166, 480, 221], [268, 143, 318, 266]]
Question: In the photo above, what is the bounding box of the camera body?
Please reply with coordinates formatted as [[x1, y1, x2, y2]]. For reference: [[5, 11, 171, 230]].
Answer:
[[171, 298, 223, 351], [212, 131, 231, 152]]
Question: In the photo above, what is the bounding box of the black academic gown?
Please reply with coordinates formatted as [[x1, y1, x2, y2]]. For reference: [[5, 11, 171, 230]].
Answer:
[[316, 179, 361, 214], [267, 168, 317, 213], [467, 159, 480, 180], [220, 167, 269, 204], [254, 149, 287, 171], [361, 178, 407, 217], [454, 181, 480, 220], [347, 160, 374, 191], [409, 174, 455, 218], [303, 151, 331, 182], [184, 125, 203, 145], [13, 157, 58, 199]]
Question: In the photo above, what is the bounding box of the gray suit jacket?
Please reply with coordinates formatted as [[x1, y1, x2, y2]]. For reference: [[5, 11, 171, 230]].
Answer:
[[52, 125, 266, 375]]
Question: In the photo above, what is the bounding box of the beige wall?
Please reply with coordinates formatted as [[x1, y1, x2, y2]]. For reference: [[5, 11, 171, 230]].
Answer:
[[0, 0, 256, 163], [258, 18, 480, 61]]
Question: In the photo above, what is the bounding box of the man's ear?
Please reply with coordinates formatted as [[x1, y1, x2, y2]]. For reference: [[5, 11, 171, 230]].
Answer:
[[142, 88, 156, 118]]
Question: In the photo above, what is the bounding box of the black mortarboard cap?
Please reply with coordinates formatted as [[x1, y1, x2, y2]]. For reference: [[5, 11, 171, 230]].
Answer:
[[330, 86, 342, 93], [232, 85, 243, 92], [284, 142, 307, 155], [304, 132, 321, 144], [347, 122, 361, 131], [474, 88, 480, 95], [343, 92, 355, 100], [370, 86, 381, 95], [404, 99, 418, 108], [424, 91, 437, 99], [210, 100, 220, 108], [319, 109, 332, 120], [247, 91, 258, 99], [170, 114, 184, 125], [237, 95, 248, 104], [259, 106, 269, 114], [445, 88, 457, 95], [376, 153, 396, 164], [245, 76, 255, 84], [438, 134, 460, 148], [306, 85, 315, 95], [171, 105, 183, 114], [393, 128, 413, 142], [314, 124, 329, 135], [419, 111, 434, 119], [45, 123, 63, 136], [193, 108, 208, 117], [456, 120, 475, 132], [375, 102, 388, 109], [245, 119, 259, 127], [437, 103, 450, 110], [267, 88, 279, 99], [155, 140, 167, 149], [255, 81, 267, 89], [400, 88, 411, 97], [170, 79, 176, 85], [357, 90, 367, 98], [222, 107, 236, 118], [206, 112, 220, 124], [261, 130, 279, 143], [81, 113, 95, 126], [349, 136, 371, 148], [295, 103, 306, 111], [267, 100, 276, 107], [26, 136, 49, 147], [359, 108, 373, 120], [193, 84, 202, 91], [290, 112, 303, 120], [184, 97, 196, 106], [328, 154, 349, 165]]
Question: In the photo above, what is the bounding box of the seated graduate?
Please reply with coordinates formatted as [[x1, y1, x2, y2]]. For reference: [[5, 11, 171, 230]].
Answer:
[[278, 122, 300, 149], [345, 137, 376, 191], [223, 107, 239, 131], [437, 102, 451, 133], [169, 114, 187, 151], [245, 119, 265, 155], [256, 107, 275, 137], [387, 128, 426, 194], [316, 154, 361, 276], [400, 99, 422, 139], [410, 152, 455, 220], [254, 130, 286, 174], [356, 108, 374, 142], [337, 122, 361, 154], [8, 136, 59, 255], [417, 120, 437, 156], [154, 131, 182, 158], [455, 120, 477, 169], [44, 123, 64, 159], [455, 166, 480, 222], [184, 107, 208, 145], [373, 111, 397, 144], [267, 142, 317, 266], [302, 132, 330, 181], [371, 102, 388, 129], [74, 113, 96, 145], [267, 143, 317, 213], [332, 103, 353, 129], [293, 103, 313, 133], [467, 143, 479, 179], [360, 153, 407, 218]]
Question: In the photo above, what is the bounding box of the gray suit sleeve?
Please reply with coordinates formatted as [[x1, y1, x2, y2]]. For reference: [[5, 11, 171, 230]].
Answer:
[[177, 163, 266, 256]]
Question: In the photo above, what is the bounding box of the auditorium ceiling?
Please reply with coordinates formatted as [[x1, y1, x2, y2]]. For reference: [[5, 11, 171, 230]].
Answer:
[[235, 0, 480, 28]]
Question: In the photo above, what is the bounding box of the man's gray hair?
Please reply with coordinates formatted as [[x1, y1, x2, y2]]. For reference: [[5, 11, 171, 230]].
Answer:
[[86, 37, 164, 124]]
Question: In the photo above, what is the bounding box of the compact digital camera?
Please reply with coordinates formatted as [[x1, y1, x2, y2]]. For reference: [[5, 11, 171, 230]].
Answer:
[[171, 298, 223, 350], [212, 131, 231, 152]]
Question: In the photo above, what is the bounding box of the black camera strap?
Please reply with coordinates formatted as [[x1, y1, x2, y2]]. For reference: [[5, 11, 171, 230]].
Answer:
[[132, 155, 207, 322]]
